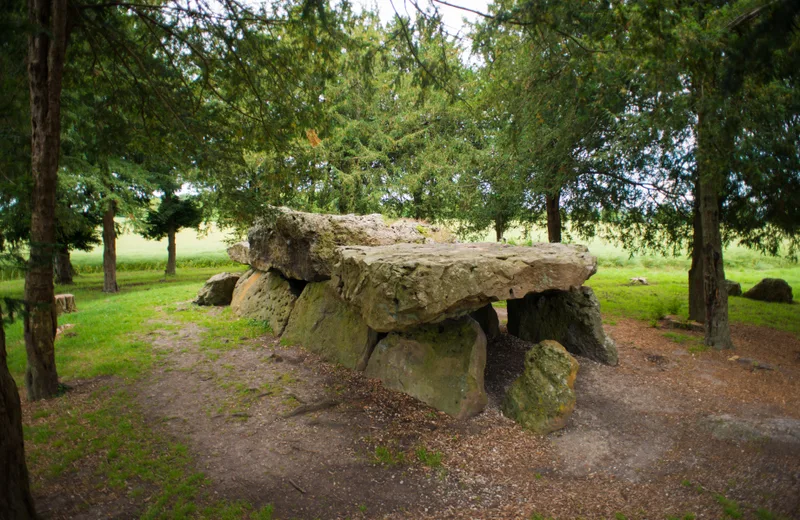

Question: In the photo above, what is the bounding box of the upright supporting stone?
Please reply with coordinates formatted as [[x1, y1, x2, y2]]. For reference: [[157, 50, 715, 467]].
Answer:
[[507, 286, 618, 365], [502, 340, 578, 434], [365, 316, 488, 419], [470, 303, 500, 339], [231, 269, 303, 336], [54, 294, 77, 315], [281, 281, 377, 370]]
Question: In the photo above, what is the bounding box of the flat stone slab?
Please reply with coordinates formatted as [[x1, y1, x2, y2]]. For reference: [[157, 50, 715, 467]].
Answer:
[[333, 242, 597, 332], [248, 207, 454, 282]]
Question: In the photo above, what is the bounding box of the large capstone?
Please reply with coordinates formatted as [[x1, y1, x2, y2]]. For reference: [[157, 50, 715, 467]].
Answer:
[[195, 272, 241, 306], [281, 281, 378, 371], [507, 286, 618, 365], [230, 269, 303, 335], [333, 242, 597, 332], [227, 241, 250, 265], [248, 207, 454, 282], [365, 316, 488, 419], [502, 340, 578, 434], [743, 278, 793, 303]]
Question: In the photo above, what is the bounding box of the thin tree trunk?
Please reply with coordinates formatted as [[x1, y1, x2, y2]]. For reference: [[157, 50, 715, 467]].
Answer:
[[545, 191, 562, 243], [494, 217, 505, 242], [24, 0, 68, 401], [54, 245, 74, 285], [1, 310, 38, 518], [102, 200, 118, 293], [165, 225, 176, 276], [696, 100, 733, 349], [688, 180, 705, 322]]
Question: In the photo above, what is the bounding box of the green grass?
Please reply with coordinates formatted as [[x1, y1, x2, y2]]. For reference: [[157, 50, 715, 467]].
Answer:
[[415, 446, 443, 468], [24, 386, 273, 519], [2, 267, 246, 387], [590, 266, 800, 336]]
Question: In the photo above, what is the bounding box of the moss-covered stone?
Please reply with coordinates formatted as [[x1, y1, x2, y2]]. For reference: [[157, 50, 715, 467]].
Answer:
[[281, 281, 377, 370], [507, 286, 618, 365], [365, 316, 488, 419], [502, 340, 578, 434], [230, 269, 302, 335]]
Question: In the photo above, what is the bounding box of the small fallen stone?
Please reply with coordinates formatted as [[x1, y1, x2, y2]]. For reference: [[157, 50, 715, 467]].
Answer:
[[629, 277, 649, 286]]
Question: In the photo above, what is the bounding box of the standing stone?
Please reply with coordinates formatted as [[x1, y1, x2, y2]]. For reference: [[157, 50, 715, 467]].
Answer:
[[470, 304, 500, 339], [743, 278, 793, 303], [231, 269, 303, 336], [248, 207, 454, 281], [724, 280, 742, 297], [54, 294, 77, 315], [227, 241, 250, 265], [507, 286, 618, 365], [365, 316, 488, 419], [282, 281, 378, 371], [502, 340, 579, 434], [334, 242, 597, 332], [195, 272, 240, 306]]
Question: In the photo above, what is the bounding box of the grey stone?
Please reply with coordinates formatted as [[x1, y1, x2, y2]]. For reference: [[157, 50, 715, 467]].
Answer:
[[281, 281, 378, 371], [230, 269, 303, 335], [507, 286, 618, 365], [195, 272, 241, 306], [502, 340, 579, 434], [724, 279, 742, 297], [227, 241, 250, 265], [743, 278, 793, 303], [470, 304, 500, 339], [333, 242, 597, 332], [247, 207, 454, 282], [365, 316, 488, 419]]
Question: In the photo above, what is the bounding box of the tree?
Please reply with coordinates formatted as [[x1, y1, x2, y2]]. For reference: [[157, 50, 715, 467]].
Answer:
[[141, 192, 203, 276], [0, 304, 37, 519], [24, 0, 68, 400]]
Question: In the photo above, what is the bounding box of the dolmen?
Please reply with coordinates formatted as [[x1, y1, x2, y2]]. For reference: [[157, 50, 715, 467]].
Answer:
[[213, 207, 617, 426]]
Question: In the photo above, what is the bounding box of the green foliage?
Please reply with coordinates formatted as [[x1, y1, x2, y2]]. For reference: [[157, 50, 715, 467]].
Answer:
[[142, 194, 203, 241]]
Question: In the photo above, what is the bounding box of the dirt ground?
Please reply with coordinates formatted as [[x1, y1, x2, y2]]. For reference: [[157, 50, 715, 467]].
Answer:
[[26, 309, 800, 519]]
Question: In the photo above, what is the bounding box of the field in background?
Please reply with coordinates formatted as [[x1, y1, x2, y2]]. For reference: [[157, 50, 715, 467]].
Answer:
[[2, 222, 798, 338]]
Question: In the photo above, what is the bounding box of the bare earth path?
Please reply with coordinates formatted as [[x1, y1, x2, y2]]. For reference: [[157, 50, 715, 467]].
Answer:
[[129, 306, 800, 519], [27, 306, 800, 519]]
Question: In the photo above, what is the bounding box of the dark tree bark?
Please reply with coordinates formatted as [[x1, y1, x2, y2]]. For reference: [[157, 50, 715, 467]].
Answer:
[[688, 175, 705, 322], [102, 200, 118, 293], [1, 310, 38, 519], [696, 103, 733, 349], [545, 191, 562, 243], [165, 224, 176, 276], [54, 245, 74, 285], [494, 216, 505, 242], [24, 0, 68, 401]]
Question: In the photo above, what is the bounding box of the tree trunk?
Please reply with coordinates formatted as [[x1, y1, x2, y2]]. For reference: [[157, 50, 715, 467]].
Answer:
[[165, 225, 176, 276], [545, 191, 562, 243], [494, 217, 505, 242], [688, 180, 705, 322], [54, 245, 74, 285], [696, 98, 733, 349], [1, 311, 38, 518], [102, 200, 118, 293], [24, 0, 69, 401]]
